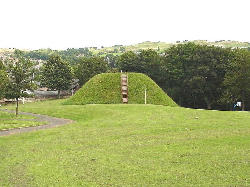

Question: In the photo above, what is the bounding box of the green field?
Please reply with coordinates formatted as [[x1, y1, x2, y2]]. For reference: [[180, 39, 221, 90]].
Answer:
[[0, 110, 43, 131], [0, 99, 249, 186]]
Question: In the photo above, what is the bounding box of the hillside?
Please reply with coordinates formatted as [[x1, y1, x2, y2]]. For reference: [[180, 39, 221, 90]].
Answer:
[[90, 40, 250, 54], [1, 40, 249, 61], [65, 73, 177, 106]]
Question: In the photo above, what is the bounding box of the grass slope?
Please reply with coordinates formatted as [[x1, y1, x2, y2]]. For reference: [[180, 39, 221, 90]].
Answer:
[[65, 73, 177, 106], [1, 100, 249, 186], [65, 73, 121, 105], [128, 73, 177, 106]]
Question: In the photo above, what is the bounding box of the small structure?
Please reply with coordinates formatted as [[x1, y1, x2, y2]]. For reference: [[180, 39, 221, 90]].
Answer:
[[121, 73, 128, 103]]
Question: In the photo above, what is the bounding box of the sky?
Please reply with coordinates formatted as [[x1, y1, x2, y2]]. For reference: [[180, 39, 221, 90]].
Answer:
[[0, 0, 249, 49]]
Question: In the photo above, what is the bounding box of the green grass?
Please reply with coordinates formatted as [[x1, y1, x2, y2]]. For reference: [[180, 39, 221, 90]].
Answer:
[[0, 110, 33, 120], [128, 73, 177, 106], [65, 73, 177, 106], [0, 111, 43, 131], [65, 73, 121, 105], [0, 99, 249, 186]]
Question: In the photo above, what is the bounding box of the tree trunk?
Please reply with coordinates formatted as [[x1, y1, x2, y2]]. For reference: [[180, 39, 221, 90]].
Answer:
[[242, 101, 245, 111], [204, 97, 212, 110], [207, 103, 212, 110], [16, 97, 19, 116], [58, 90, 61, 99]]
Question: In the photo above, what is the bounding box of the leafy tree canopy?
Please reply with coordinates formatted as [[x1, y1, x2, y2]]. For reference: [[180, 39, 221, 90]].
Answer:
[[41, 54, 73, 98], [162, 43, 234, 109], [222, 49, 250, 110], [75, 56, 108, 87], [4, 51, 36, 115], [0, 60, 8, 99]]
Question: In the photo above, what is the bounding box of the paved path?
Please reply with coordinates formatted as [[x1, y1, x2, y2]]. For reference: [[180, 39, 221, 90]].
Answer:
[[0, 109, 74, 136]]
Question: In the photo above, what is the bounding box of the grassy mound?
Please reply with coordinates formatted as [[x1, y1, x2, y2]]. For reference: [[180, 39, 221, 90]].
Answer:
[[65, 73, 121, 105], [65, 73, 177, 106], [128, 73, 177, 106]]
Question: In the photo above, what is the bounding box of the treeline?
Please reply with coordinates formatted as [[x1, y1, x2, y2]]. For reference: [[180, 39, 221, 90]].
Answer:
[[1, 43, 250, 111], [117, 43, 250, 110]]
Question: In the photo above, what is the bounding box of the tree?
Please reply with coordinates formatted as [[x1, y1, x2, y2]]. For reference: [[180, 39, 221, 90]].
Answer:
[[4, 51, 35, 116], [105, 54, 119, 69], [0, 60, 8, 99], [162, 43, 233, 109], [74, 56, 108, 87], [118, 49, 164, 87], [118, 50, 162, 73], [120, 47, 126, 52], [113, 48, 119, 53], [117, 51, 139, 72], [137, 49, 163, 85], [41, 54, 73, 98], [222, 49, 250, 110]]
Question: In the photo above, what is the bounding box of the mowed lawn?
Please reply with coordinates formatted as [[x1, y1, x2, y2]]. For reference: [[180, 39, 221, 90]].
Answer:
[[0, 111, 44, 131], [0, 99, 249, 186]]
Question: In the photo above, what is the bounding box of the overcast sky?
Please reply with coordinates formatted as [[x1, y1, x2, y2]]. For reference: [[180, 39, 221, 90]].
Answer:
[[0, 0, 249, 49]]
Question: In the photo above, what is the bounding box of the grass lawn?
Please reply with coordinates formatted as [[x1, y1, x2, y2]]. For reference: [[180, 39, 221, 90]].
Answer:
[[0, 99, 249, 186], [0, 110, 44, 131]]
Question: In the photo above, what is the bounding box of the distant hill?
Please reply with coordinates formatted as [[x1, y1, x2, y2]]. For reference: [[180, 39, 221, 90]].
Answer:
[[95, 40, 250, 54], [92, 40, 249, 53], [1, 40, 250, 61]]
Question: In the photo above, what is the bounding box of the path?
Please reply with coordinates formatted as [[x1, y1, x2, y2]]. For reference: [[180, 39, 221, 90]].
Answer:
[[0, 109, 74, 136], [121, 73, 128, 103]]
